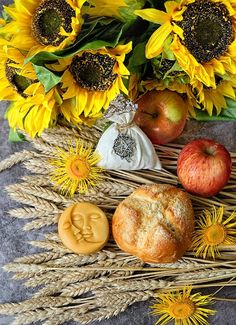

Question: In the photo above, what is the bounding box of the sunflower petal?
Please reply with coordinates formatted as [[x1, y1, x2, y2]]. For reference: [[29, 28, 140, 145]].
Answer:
[[146, 22, 173, 59], [134, 9, 170, 24]]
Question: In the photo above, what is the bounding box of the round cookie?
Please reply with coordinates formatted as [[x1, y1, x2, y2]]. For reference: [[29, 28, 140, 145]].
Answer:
[[112, 184, 195, 263], [58, 202, 109, 255]]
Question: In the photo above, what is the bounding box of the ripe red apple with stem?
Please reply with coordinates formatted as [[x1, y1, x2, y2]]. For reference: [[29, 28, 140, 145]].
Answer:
[[177, 138, 232, 197], [134, 90, 188, 145]]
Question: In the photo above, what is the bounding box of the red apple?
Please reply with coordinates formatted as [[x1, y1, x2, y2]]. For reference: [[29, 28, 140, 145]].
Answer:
[[177, 139, 232, 197], [134, 90, 188, 145]]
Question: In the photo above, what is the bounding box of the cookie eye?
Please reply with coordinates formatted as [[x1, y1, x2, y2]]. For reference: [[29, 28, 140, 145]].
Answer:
[[73, 214, 83, 222], [90, 214, 101, 220]]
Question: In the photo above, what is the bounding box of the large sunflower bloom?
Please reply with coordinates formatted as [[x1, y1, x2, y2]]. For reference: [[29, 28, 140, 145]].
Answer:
[[1, 0, 86, 56], [7, 82, 59, 138], [0, 40, 36, 101], [50, 43, 132, 120], [192, 75, 236, 116], [135, 0, 236, 88]]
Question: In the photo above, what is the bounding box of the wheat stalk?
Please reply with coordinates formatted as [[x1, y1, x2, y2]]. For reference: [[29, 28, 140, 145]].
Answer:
[[34, 271, 100, 297], [9, 207, 49, 219], [23, 158, 52, 174], [44, 250, 112, 267], [21, 175, 52, 187], [15, 252, 65, 265], [0, 150, 35, 172], [6, 188, 61, 213], [44, 233, 61, 242], [60, 277, 110, 297], [0, 297, 73, 314], [17, 184, 69, 204], [23, 215, 59, 231], [29, 240, 71, 253], [42, 307, 92, 325]]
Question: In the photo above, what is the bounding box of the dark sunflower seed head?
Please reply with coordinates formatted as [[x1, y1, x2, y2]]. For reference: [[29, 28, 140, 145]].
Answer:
[[31, 0, 74, 46], [70, 52, 117, 91], [5, 60, 33, 97], [178, 0, 234, 63]]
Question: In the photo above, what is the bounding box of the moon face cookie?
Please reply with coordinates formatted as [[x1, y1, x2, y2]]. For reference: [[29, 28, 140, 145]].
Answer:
[[58, 202, 109, 255]]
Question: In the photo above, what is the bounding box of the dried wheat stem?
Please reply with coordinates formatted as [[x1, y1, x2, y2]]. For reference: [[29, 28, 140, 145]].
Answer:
[[23, 158, 52, 174], [29, 240, 71, 253], [34, 271, 100, 297], [0, 150, 35, 172], [9, 207, 48, 219], [42, 307, 92, 325], [44, 233, 61, 242], [44, 250, 113, 267], [21, 175, 52, 187], [60, 277, 110, 297], [0, 297, 73, 314], [23, 215, 59, 230], [176, 269, 236, 282], [17, 184, 69, 204], [78, 291, 154, 324], [15, 251, 65, 265], [6, 188, 61, 213]]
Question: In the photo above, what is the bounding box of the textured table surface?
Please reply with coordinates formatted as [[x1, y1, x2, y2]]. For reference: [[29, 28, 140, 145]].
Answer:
[[1, 106, 236, 325], [1, 0, 236, 322]]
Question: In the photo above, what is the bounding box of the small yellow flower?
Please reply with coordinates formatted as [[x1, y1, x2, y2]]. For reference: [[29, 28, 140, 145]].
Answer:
[[151, 286, 216, 325], [192, 206, 236, 259], [49, 140, 103, 196]]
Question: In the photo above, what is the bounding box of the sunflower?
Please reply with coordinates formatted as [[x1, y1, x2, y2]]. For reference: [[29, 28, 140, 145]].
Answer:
[[49, 140, 103, 196], [0, 41, 36, 101], [192, 75, 236, 116], [192, 206, 236, 260], [151, 286, 216, 325], [51, 43, 132, 119], [1, 0, 86, 56], [7, 82, 59, 138], [135, 0, 236, 88]]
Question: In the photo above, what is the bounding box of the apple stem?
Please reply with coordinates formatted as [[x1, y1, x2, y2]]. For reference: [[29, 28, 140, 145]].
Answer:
[[141, 110, 159, 118]]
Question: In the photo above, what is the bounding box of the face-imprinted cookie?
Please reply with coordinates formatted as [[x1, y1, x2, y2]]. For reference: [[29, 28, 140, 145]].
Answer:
[[58, 202, 109, 255]]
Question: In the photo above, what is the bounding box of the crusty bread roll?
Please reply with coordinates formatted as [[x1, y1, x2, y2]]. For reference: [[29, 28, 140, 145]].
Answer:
[[112, 184, 194, 263]]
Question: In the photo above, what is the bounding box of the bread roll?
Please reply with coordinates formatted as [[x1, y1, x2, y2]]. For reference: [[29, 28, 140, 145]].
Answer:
[[112, 184, 194, 263]]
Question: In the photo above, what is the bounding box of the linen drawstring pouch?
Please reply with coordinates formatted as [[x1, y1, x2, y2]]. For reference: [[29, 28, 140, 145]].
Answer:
[[95, 95, 161, 170]]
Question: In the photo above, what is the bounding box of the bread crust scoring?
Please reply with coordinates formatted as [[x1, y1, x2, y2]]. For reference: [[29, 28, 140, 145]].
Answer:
[[112, 184, 195, 263]]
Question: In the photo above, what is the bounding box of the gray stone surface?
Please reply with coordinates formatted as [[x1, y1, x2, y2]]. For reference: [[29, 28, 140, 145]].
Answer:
[[0, 0, 236, 322]]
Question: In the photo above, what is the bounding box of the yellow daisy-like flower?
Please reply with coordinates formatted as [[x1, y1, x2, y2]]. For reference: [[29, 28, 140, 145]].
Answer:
[[49, 140, 103, 196], [135, 0, 236, 88], [192, 76, 236, 116], [7, 82, 59, 138], [51, 43, 132, 119], [1, 0, 86, 56], [192, 206, 236, 260], [0, 41, 36, 101], [151, 286, 216, 325]]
